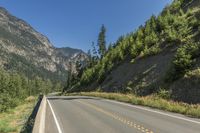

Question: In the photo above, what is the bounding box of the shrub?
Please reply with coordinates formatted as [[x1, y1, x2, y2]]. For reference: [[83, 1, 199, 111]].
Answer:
[[174, 42, 199, 74], [157, 89, 171, 100], [173, 45, 193, 74]]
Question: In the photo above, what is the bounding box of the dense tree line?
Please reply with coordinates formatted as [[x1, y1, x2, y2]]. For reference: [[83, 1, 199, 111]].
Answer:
[[0, 68, 62, 112], [68, 0, 200, 93]]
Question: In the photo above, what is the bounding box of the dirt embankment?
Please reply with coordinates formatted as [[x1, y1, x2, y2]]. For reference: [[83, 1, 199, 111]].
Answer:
[[101, 47, 175, 94], [92, 45, 200, 103]]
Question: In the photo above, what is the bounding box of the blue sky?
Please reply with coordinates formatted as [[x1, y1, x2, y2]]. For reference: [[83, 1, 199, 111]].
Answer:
[[0, 0, 172, 52]]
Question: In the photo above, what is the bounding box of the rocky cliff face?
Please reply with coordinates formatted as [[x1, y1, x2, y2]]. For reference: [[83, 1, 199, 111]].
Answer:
[[0, 7, 88, 82]]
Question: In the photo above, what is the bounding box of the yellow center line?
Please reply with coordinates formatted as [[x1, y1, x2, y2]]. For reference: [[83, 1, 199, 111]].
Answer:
[[76, 100, 154, 133]]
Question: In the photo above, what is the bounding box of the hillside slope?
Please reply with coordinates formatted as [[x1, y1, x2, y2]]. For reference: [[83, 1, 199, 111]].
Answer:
[[74, 0, 200, 103], [0, 7, 87, 83]]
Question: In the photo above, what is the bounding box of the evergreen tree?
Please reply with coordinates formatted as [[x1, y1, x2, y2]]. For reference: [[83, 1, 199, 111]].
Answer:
[[91, 42, 99, 65], [87, 49, 92, 67], [92, 41, 98, 57], [75, 60, 83, 79], [67, 61, 73, 89], [63, 62, 72, 93], [108, 43, 114, 51], [97, 25, 107, 59]]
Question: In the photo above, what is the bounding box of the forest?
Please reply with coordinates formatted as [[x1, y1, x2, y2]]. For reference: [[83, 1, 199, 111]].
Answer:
[[0, 68, 62, 112]]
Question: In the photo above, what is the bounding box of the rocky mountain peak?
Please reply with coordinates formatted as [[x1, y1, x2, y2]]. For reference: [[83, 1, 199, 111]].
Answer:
[[0, 7, 88, 83]]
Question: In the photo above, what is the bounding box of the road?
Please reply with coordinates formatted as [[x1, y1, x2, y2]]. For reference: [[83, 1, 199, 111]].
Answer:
[[44, 96, 200, 133]]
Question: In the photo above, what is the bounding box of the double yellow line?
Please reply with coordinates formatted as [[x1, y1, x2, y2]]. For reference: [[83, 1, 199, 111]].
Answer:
[[76, 100, 154, 133]]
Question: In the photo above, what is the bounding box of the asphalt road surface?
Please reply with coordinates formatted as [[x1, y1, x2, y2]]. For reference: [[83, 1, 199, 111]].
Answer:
[[45, 96, 200, 133]]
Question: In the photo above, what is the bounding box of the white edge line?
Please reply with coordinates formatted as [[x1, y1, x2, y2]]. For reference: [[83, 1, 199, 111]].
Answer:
[[47, 99, 63, 133], [104, 99, 200, 125]]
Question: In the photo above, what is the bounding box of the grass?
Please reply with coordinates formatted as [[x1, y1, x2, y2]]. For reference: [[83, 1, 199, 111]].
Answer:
[[0, 96, 36, 133], [65, 92, 200, 118]]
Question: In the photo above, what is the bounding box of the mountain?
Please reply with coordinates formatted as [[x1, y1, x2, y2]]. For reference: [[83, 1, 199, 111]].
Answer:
[[56, 47, 84, 58], [74, 0, 200, 103], [0, 7, 88, 83]]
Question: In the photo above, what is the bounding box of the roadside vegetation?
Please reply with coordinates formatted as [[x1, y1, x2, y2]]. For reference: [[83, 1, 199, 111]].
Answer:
[[0, 68, 61, 113], [0, 96, 36, 133], [0, 68, 61, 132], [66, 92, 200, 118], [64, 0, 200, 104]]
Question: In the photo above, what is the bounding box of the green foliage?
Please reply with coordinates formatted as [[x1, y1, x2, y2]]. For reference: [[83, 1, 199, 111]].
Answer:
[[80, 68, 96, 86], [0, 69, 58, 112], [130, 27, 144, 58], [0, 97, 36, 133], [174, 46, 193, 72], [144, 15, 159, 46], [157, 89, 171, 100], [142, 44, 161, 57], [98, 25, 107, 59], [166, 42, 200, 82]]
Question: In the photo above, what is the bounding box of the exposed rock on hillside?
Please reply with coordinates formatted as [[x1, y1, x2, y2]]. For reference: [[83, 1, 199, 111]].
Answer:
[[0, 7, 88, 82]]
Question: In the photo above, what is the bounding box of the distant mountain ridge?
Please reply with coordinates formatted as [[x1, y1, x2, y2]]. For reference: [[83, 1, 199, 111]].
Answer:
[[56, 47, 85, 58], [0, 7, 88, 83]]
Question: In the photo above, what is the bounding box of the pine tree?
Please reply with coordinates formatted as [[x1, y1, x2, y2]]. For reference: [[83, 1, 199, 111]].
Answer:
[[97, 25, 107, 59], [87, 49, 92, 67], [67, 61, 72, 88], [91, 42, 99, 65], [75, 60, 83, 79], [92, 42, 98, 57], [108, 43, 114, 51]]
